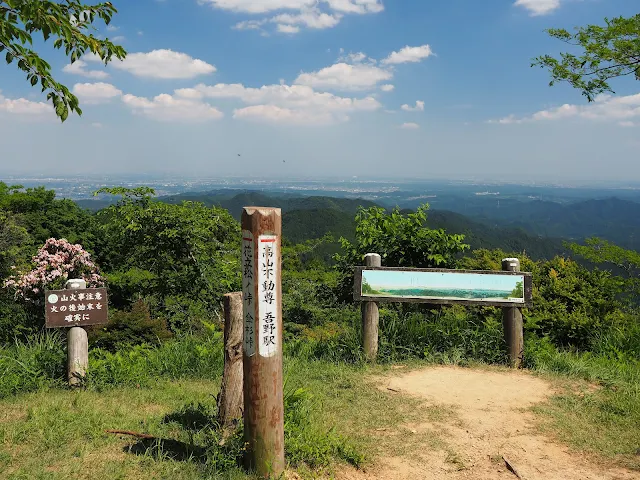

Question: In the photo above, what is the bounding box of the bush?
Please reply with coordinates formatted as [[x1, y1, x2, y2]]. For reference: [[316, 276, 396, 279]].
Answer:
[[334, 205, 468, 302], [89, 299, 173, 351], [462, 249, 624, 351]]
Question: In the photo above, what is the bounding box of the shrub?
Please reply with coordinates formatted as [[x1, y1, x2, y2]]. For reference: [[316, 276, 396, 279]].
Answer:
[[89, 299, 173, 351], [334, 205, 468, 302], [3, 238, 104, 336]]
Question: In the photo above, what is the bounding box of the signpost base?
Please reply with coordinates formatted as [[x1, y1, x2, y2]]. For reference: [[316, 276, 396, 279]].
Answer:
[[68, 326, 88, 387], [502, 258, 524, 368], [65, 279, 88, 387]]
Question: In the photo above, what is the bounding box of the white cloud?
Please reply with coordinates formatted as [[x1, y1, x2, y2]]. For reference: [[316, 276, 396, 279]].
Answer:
[[271, 8, 342, 29], [201, 0, 382, 14], [200, 0, 314, 14], [490, 93, 640, 125], [111, 35, 126, 43], [380, 84, 394, 92], [620, 121, 636, 128], [204, 0, 382, 32], [382, 45, 434, 65], [294, 62, 392, 91], [72, 82, 122, 104], [234, 19, 267, 30], [235, 8, 341, 33], [514, 0, 561, 16], [233, 105, 336, 125], [121, 93, 224, 122], [277, 24, 301, 33], [325, 0, 383, 14], [94, 50, 216, 79], [0, 91, 51, 117], [106, 25, 119, 32], [176, 82, 381, 125], [63, 60, 109, 79], [400, 122, 419, 129], [91, 122, 103, 128], [401, 100, 424, 112]]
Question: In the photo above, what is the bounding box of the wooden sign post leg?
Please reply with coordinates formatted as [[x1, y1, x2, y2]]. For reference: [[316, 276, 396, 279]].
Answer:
[[66, 279, 88, 387], [241, 207, 285, 478], [217, 292, 244, 428], [362, 253, 381, 362], [501, 259, 524, 368]]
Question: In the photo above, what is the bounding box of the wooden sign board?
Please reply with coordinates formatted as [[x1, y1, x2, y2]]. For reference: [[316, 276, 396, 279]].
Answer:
[[45, 288, 109, 328], [354, 267, 532, 307]]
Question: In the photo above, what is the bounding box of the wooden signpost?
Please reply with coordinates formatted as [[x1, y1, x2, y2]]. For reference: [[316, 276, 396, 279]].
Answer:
[[241, 207, 285, 478], [45, 279, 109, 386], [354, 258, 533, 367], [217, 292, 244, 428]]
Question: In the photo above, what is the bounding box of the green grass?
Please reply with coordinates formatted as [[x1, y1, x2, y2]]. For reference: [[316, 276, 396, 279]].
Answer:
[[0, 355, 452, 479], [2, 330, 639, 476], [0, 379, 246, 479], [526, 343, 640, 470]]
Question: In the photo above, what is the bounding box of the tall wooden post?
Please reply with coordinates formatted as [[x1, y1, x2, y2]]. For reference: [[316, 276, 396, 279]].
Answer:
[[66, 279, 88, 387], [502, 258, 524, 368], [362, 253, 381, 362], [241, 207, 285, 478], [217, 292, 244, 428]]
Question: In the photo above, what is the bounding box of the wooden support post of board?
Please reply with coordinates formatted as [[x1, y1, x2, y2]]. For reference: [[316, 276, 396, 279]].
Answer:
[[362, 253, 381, 362], [502, 258, 524, 368], [66, 279, 88, 387], [241, 207, 285, 478], [217, 292, 244, 428]]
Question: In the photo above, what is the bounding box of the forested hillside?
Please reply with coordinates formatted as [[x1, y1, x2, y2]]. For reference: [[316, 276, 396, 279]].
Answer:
[[77, 189, 639, 254]]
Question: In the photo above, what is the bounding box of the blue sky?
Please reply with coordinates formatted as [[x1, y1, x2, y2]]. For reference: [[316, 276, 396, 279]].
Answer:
[[363, 269, 523, 293], [0, 0, 638, 182]]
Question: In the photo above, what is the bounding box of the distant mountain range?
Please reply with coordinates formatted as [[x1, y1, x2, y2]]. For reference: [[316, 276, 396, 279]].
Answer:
[[75, 189, 640, 257]]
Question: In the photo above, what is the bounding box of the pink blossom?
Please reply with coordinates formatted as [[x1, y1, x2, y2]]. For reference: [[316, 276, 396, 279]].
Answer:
[[4, 238, 105, 302]]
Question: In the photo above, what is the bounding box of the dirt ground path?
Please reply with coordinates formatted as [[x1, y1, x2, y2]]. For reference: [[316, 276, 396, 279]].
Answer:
[[338, 366, 639, 480]]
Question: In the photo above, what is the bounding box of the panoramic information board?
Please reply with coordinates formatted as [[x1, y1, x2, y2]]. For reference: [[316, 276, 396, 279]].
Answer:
[[45, 287, 109, 328], [354, 267, 532, 307]]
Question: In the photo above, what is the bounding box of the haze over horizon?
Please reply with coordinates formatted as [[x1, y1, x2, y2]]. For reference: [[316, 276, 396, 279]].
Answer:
[[1, 0, 638, 182]]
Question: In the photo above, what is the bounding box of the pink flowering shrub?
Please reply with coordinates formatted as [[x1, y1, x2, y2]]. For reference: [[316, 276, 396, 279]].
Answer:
[[4, 238, 104, 303]]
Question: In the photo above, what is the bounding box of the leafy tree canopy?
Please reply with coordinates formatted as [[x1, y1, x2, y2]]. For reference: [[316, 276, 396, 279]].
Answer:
[[1, 0, 126, 121], [0, 182, 98, 252], [94, 188, 242, 330], [334, 205, 469, 301], [533, 14, 640, 100]]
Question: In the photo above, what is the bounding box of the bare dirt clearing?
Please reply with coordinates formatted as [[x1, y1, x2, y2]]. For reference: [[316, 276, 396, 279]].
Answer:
[[339, 366, 639, 480]]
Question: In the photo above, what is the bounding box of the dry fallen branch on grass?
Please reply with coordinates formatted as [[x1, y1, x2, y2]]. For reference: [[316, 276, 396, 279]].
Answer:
[[105, 430, 156, 440]]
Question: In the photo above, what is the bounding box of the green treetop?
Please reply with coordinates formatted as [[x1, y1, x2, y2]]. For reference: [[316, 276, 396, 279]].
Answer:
[[1, 1, 126, 121], [533, 13, 640, 101]]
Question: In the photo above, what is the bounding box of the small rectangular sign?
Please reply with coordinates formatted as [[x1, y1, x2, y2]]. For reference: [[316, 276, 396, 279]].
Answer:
[[45, 288, 109, 328], [258, 235, 279, 358], [354, 267, 532, 307]]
